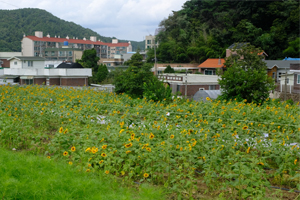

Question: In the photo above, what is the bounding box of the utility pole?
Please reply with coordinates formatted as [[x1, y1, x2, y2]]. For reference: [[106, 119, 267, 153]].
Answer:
[[154, 38, 157, 76], [284, 67, 287, 101], [185, 69, 187, 98]]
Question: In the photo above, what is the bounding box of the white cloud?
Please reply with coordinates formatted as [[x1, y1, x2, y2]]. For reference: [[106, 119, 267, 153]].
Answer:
[[0, 0, 187, 41]]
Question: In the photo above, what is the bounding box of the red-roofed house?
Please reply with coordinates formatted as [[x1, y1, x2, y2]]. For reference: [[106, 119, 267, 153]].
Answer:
[[197, 58, 225, 75], [22, 31, 132, 62]]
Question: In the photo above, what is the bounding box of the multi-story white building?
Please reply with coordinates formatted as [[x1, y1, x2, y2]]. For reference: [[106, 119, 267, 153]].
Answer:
[[22, 31, 132, 61], [145, 35, 158, 50]]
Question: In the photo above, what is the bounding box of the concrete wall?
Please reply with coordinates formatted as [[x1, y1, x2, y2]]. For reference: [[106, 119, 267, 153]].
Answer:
[[21, 38, 34, 56], [9, 59, 22, 69]]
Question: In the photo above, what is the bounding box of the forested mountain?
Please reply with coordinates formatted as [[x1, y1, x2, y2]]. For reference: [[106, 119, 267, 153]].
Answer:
[[147, 0, 299, 63], [0, 8, 144, 52]]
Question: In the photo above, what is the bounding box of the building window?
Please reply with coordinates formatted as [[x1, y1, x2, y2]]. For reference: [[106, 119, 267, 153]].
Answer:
[[209, 85, 216, 90], [205, 70, 215, 75], [28, 61, 33, 67], [14, 61, 17, 65], [24, 79, 33, 85], [68, 51, 72, 56], [297, 74, 300, 84], [59, 51, 66, 56], [45, 51, 48, 56], [51, 51, 55, 56], [147, 40, 151, 44]]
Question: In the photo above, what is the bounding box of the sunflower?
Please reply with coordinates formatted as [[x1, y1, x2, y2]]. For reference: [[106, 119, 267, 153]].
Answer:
[[257, 162, 264, 165], [71, 146, 76, 152], [102, 145, 107, 150], [143, 173, 149, 178], [59, 127, 63, 133], [126, 150, 131, 154], [242, 126, 248, 130], [63, 151, 68, 156], [246, 147, 250, 154], [69, 161, 73, 165], [146, 147, 151, 152], [105, 170, 109, 174], [295, 159, 298, 165], [86, 169, 90, 172], [64, 129, 68, 134], [47, 156, 51, 159], [101, 153, 107, 157], [149, 134, 155, 139], [206, 97, 210, 101], [99, 160, 104, 164], [125, 143, 132, 148], [170, 135, 174, 139]]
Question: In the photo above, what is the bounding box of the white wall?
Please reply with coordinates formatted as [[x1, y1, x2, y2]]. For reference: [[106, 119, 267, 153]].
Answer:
[[10, 59, 45, 69], [21, 38, 34, 56], [4, 68, 92, 77], [10, 59, 22, 69]]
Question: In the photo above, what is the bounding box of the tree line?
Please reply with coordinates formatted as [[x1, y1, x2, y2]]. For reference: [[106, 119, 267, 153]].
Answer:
[[146, 0, 299, 63], [0, 8, 144, 52]]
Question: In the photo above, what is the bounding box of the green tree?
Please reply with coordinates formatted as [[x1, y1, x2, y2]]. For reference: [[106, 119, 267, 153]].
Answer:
[[143, 76, 172, 102], [217, 44, 275, 103], [95, 64, 109, 83], [78, 48, 99, 69], [164, 65, 175, 73], [124, 51, 144, 67], [114, 64, 153, 98], [77, 48, 99, 84], [283, 37, 300, 58]]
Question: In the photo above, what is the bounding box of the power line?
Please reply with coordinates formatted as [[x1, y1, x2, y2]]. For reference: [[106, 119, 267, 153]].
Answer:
[[0, 0, 19, 8]]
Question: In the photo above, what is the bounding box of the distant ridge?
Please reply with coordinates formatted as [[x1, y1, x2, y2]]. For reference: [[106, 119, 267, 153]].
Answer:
[[0, 8, 144, 52]]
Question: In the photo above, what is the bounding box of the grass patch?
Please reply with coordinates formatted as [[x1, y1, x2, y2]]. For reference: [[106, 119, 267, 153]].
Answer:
[[0, 148, 165, 200]]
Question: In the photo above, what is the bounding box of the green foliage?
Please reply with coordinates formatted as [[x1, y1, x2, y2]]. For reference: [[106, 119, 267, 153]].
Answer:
[[77, 49, 100, 84], [217, 44, 275, 103], [124, 51, 144, 67], [154, 0, 299, 62], [163, 65, 175, 73], [79, 48, 99, 69], [0, 8, 144, 52], [283, 37, 300, 58], [143, 76, 172, 102], [95, 64, 109, 83], [114, 64, 153, 98]]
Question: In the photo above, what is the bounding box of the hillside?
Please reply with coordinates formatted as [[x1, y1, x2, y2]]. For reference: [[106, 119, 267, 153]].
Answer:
[[148, 0, 299, 63], [0, 8, 144, 52]]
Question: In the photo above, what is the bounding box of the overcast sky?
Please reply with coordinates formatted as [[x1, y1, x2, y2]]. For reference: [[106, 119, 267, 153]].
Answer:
[[0, 0, 187, 41]]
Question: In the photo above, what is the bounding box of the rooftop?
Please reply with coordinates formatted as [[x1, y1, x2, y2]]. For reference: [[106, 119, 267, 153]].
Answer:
[[198, 58, 225, 68], [8, 56, 46, 61], [24, 36, 130, 47]]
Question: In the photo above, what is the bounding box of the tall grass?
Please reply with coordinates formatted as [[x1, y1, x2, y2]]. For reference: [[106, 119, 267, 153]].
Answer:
[[0, 148, 165, 200]]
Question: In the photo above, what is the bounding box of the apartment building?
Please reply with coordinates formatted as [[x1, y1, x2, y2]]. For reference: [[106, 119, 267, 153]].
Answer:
[[145, 35, 158, 50], [22, 31, 132, 61]]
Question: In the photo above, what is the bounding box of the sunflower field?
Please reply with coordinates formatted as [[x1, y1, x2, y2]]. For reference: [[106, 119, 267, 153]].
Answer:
[[0, 85, 299, 199]]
